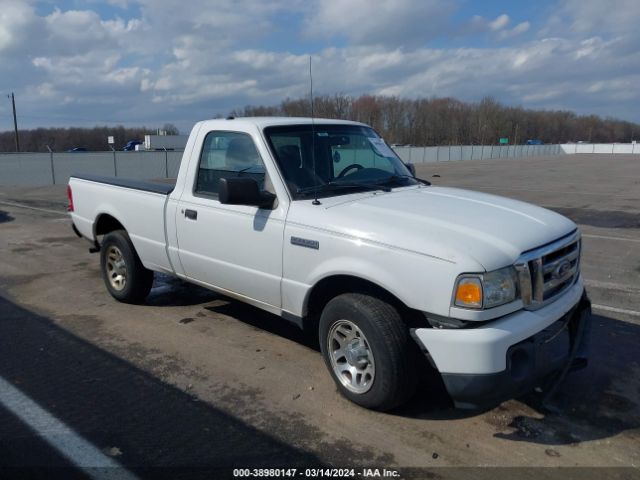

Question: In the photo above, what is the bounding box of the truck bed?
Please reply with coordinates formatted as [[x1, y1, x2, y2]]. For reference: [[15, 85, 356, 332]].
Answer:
[[71, 174, 175, 195], [69, 174, 176, 274]]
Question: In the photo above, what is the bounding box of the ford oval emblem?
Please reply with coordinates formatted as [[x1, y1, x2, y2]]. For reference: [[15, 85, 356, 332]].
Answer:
[[553, 260, 572, 279]]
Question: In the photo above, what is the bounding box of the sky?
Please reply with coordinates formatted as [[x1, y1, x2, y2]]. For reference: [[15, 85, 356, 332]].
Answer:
[[1, 0, 639, 133]]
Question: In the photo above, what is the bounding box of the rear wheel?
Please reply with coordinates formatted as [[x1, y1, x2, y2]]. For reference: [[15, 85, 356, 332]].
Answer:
[[319, 293, 417, 410], [100, 230, 153, 303]]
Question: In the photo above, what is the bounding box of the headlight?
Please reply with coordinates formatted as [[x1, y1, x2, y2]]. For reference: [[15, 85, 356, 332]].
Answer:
[[454, 266, 518, 309], [483, 267, 518, 308]]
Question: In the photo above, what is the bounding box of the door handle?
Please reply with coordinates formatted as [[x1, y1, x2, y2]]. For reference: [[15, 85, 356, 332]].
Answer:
[[184, 209, 198, 220]]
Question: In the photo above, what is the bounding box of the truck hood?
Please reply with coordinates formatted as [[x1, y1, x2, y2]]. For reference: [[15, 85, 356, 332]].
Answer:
[[300, 186, 576, 271]]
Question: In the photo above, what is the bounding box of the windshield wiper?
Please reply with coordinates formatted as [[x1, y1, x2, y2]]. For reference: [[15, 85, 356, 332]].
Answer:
[[297, 181, 391, 196], [237, 165, 263, 174], [376, 174, 431, 187]]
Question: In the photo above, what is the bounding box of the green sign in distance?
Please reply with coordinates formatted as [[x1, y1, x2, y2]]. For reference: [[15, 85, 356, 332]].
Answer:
[[499, 138, 509, 144]]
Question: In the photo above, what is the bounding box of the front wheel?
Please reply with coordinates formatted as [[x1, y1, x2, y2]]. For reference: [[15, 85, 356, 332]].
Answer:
[[319, 293, 417, 410], [100, 230, 154, 304]]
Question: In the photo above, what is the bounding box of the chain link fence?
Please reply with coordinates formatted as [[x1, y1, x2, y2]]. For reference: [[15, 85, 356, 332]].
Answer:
[[391, 144, 562, 163], [562, 143, 639, 154], [5, 143, 635, 186], [0, 150, 184, 186]]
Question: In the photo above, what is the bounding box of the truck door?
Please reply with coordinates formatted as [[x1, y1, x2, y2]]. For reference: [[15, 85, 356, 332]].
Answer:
[[175, 130, 285, 310]]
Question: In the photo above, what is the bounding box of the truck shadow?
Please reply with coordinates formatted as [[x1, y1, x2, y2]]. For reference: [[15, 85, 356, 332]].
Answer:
[[203, 300, 320, 351], [144, 275, 320, 351], [0, 294, 323, 475], [0, 210, 14, 223], [145, 273, 220, 307], [143, 280, 640, 447], [207, 295, 640, 447], [398, 313, 640, 446]]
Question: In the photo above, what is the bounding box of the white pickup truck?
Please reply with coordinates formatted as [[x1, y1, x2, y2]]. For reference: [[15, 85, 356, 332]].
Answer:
[[68, 117, 591, 410]]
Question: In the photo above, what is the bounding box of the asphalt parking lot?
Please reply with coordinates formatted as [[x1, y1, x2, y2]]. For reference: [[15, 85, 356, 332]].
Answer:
[[0, 153, 639, 478]]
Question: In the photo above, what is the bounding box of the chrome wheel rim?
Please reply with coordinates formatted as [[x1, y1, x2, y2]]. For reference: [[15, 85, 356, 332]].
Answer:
[[106, 245, 127, 291], [327, 320, 375, 394]]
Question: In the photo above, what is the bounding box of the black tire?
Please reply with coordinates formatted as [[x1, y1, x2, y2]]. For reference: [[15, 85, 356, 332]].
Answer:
[[319, 293, 417, 411], [100, 229, 154, 304]]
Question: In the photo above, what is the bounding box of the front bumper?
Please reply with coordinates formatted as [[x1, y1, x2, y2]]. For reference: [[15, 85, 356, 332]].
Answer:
[[413, 280, 591, 409]]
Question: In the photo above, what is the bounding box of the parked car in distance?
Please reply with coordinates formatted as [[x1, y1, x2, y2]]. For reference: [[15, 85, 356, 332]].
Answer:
[[123, 140, 143, 151], [68, 117, 591, 412], [66, 147, 88, 152], [526, 139, 544, 145]]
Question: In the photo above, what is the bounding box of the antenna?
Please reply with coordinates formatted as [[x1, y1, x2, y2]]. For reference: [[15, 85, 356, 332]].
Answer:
[[310, 56, 321, 205]]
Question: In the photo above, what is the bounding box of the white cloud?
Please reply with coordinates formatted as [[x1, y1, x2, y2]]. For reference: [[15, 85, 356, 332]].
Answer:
[[562, 0, 640, 35], [469, 13, 529, 40], [500, 21, 530, 39], [0, 1, 38, 53], [107, 0, 130, 8], [541, 0, 640, 44], [0, 0, 639, 131], [304, 0, 455, 47], [489, 14, 510, 31]]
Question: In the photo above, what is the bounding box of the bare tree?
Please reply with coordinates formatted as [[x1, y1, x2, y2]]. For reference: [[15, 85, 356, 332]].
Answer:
[[3, 95, 638, 152], [162, 123, 180, 135]]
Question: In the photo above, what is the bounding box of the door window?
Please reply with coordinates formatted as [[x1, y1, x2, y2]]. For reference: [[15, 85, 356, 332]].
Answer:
[[195, 131, 266, 198]]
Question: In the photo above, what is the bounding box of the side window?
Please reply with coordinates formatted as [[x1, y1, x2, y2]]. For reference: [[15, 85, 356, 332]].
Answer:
[[195, 131, 266, 198]]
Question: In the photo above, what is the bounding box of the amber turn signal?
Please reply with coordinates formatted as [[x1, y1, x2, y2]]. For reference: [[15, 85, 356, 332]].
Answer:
[[454, 278, 482, 308]]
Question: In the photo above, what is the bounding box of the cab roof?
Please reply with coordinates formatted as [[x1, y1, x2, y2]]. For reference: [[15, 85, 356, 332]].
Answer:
[[197, 116, 367, 130]]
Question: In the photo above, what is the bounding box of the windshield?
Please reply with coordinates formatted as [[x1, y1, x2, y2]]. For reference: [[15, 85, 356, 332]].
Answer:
[[264, 124, 418, 200]]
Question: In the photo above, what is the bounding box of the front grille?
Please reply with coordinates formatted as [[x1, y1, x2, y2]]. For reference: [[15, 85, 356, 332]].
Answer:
[[515, 231, 581, 310]]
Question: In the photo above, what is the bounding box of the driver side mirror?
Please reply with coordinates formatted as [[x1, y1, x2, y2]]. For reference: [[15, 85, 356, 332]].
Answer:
[[219, 177, 276, 209], [404, 162, 416, 177]]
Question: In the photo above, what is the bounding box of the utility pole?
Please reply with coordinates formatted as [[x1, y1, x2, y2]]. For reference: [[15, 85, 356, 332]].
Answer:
[[8, 92, 20, 152]]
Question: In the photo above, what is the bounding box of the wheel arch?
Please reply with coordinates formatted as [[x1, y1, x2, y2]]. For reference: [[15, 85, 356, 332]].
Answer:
[[302, 274, 425, 335], [93, 213, 126, 239]]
